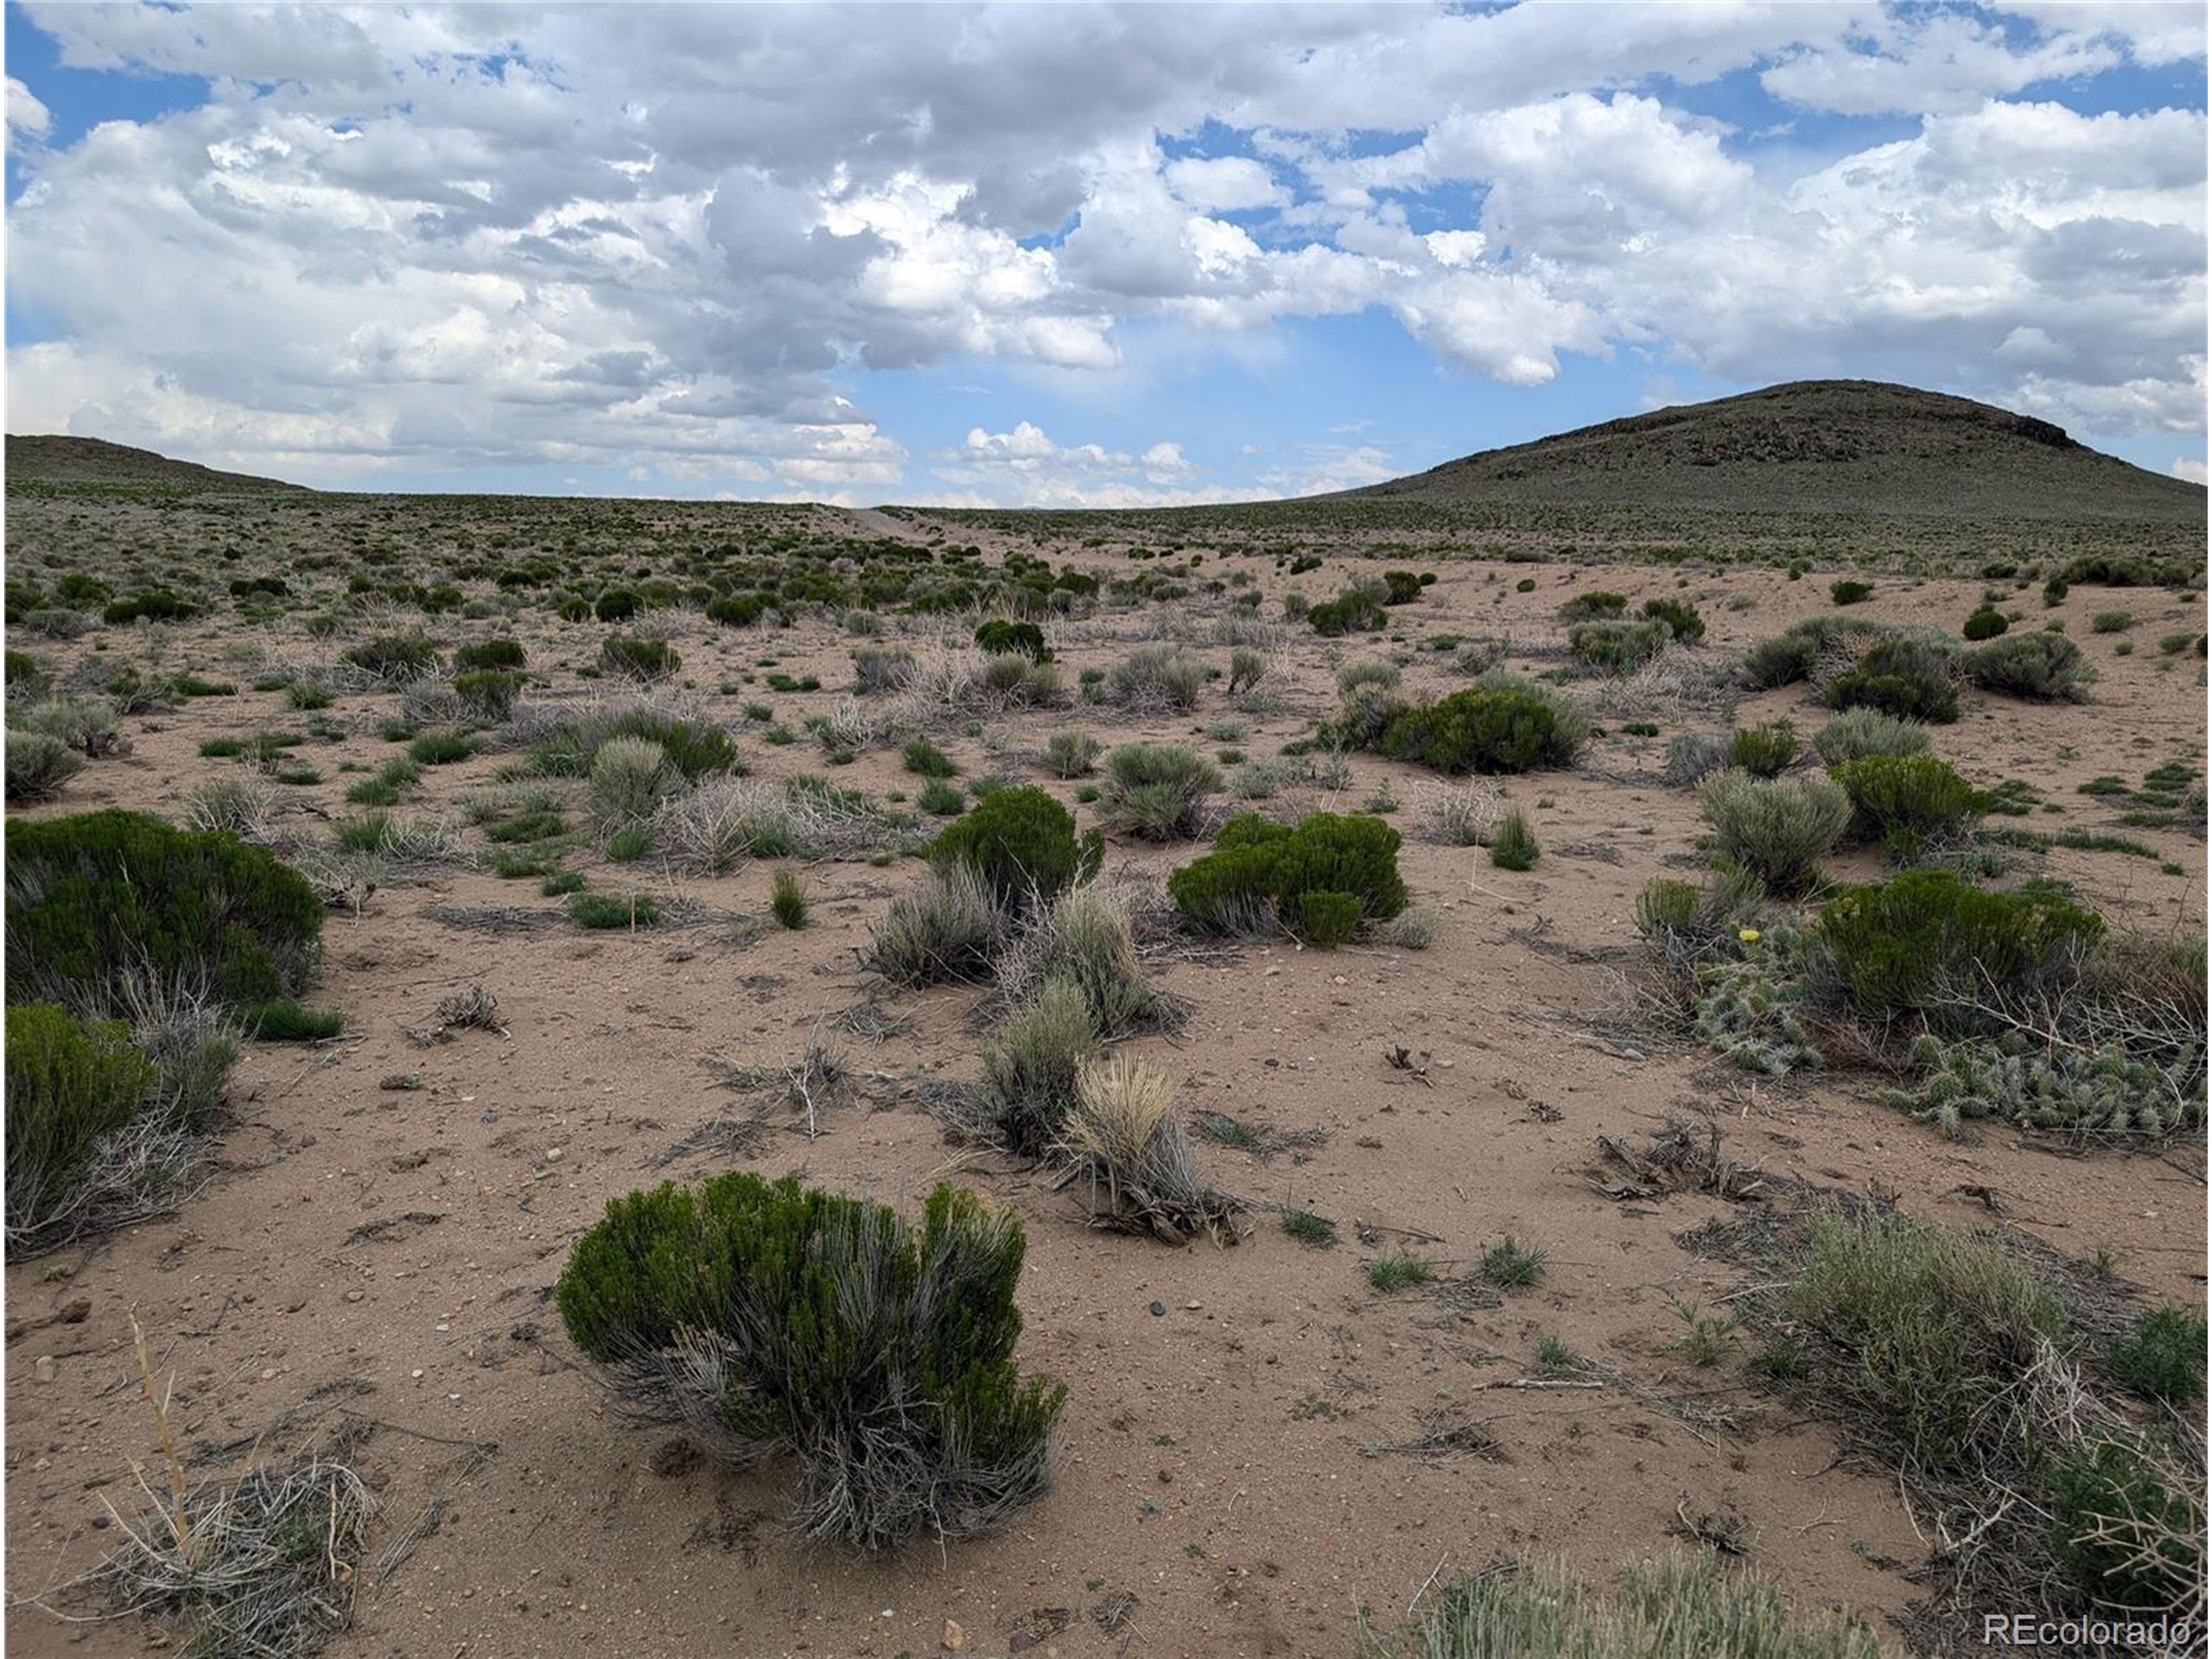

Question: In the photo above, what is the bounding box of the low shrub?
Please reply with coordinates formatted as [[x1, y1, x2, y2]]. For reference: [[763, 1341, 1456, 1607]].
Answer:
[[901, 736, 957, 779], [1373, 675, 1590, 774], [1640, 596, 1706, 642], [589, 736, 676, 829], [454, 669, 522, 724], [342, 632, 440, 683], [1106, 644, 1205, 711], [406, 728, 476, 766], [709, 592, 775, 629], [1784, 1207, 2067, 1474], [7, 732, 84, 802], [15, 696, 126, 757], [868, 866, 1007, 985], [1815, 870, 2102, 1025], [1831, 754, 1985, 861], [929, 785, 1096, 909], [1567, 618, 1671, 671], [1308, 584, 1386, 637], [1823, 637, 1962, 723], [1810, 709, 1929, 765], [556, 1173, 1064, 1549], [1965, 632, 2097, 702], [1043, 729, 1101, 779], [594, 587, 641, 623], [2089, 609, 2133, 634], [2106, 1305, 2207, 1404], [1335, 659, 1401, 696], [1296, 889, 1363, 945], [1740, 615, 1893, 689], [1489, 808, 1539, 871], [240, 999, 345, 1042], [1096, 743, 1221, 841], [1662, 733, 1732, 789], [7, 810, 322, 1013], [1556, 590, 1627, 623], [976, 977, 1099, 1154], [600, 633, 681, 682], [1728, 720, 1797, 778], [974, 619, 1051, 661], [1830, 580, 1873, 605], [1700, 771, 1849, 895], [454, 639, 526, 672], [5, 1002, 156, 1248], [1169, 811, 1407, 939], [2044, 1430, 2203, 1613], [1962, 607, 2009, 641], [531, 705, 741, 781]]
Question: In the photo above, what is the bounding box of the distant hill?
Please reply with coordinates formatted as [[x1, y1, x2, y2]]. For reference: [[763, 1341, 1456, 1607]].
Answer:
[[1347, 380, 2205, 522], [5, 434, 308, 493]]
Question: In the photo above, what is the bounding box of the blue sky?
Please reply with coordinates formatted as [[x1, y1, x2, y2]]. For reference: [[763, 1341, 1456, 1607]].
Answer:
[[5, 3, 2206, 502]]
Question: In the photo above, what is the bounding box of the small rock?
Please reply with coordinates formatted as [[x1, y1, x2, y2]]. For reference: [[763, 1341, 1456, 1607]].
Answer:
[[33, 1356, 57, 1382], [1147, 1301, 1166, 1318], [942, 1618, 967, 1651], [345, 1290, 365, 1303]]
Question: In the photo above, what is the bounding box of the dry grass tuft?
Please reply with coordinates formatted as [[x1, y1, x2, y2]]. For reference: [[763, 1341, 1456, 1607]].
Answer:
[[1056, 1057, 1240, 1243]]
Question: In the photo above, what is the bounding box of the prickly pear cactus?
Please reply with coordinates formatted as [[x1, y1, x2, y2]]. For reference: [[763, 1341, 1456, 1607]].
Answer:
[[1884, 1031, 2204, 1139], [1694, 925, 1822, 1077]]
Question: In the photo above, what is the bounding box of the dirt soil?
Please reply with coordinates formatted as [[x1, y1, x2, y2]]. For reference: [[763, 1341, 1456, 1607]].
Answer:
[[7, 521, 2206, 1659]]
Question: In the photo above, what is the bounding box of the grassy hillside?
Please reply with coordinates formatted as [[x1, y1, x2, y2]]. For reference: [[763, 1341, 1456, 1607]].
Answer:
[[1346, 379, 2204, 522], [5, 435, 309, 496]]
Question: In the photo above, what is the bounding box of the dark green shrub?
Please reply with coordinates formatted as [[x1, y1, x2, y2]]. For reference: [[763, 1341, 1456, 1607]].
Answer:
[[343, 631, 440, 683], [2045, 1431, 2202, 1612], [7, 810, 321, 1012], [2105, 1304, 2207, 1404], [1096, 744, 1221, 841], [1830, 580, 1873, 606], [1381, 570, 1424, 605], [1489, 808, 1539, 872], [7, 733, 84, 803], [600, 633, 681, 682], [708, 592, 772, 628], [1815, 871, 2102, 1024], [6, 648, 53, 698], [1296, 889, 1362, 945], [918, 778, 964, 816], [1729, 721, 1797, 778], [1961, 607, 2008, 641], [1308, 584, 1386, 637], [1169, 811, 1408, 939], [1556, 590, 1627, 623], [240, 999, 345, 1041], [1640, 596, 1706, 641], [1831, 754, 1985, 861], [454, 639, 526, 672], [532, 709, 739, 781], [2062, 554, 2155, 587], [407, 728, 475, 767], [976, 978, 1097, 1153], [928, 785, 1096, 910], [1375, 677, 1590, 774], [594, 587, 641, 622], [974, 620, 1051, 662], [1965, 632, 2096, 702], [556, 1173, 1063, 1549], [1823, 638, 1961, 723], [103, 588, 200, 625], [5, 1002, 156, 1246]]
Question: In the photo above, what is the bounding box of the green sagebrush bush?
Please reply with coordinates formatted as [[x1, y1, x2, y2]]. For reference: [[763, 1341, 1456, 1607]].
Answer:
[[556, 1173, 1065, 1550], [868, 864, 1006, 985], [1097, 743, 1221, 842], [1308, 584, 1386, 637], [4, 1002, 155, 1246], [1965, 631, 2097, 702], [1640, 596, 1706, 642], [7, 732, 84, 802], [1106, 643, 1206, 711], [974, 619, 1051, 662], [1740, 616, 1891, 689], [453, 669, 522, 724], [929, 785, 1099, 909], [1815, 870, 2102, 1027], [1700, 771, 1849, 896], [1823, 638, 1962, 723], [2044, 1430, 2203, 1613], [1168, 811, 1407, 942], [1962, 607, 2009, 641], [1372, 675, 1590, 775], [594, 587, 641, 622], [1810, 709, 1929, 766], [6, 810, 322, 1013], [1830, 753, 1985, 862], [1556, 590, 1626, 623]]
